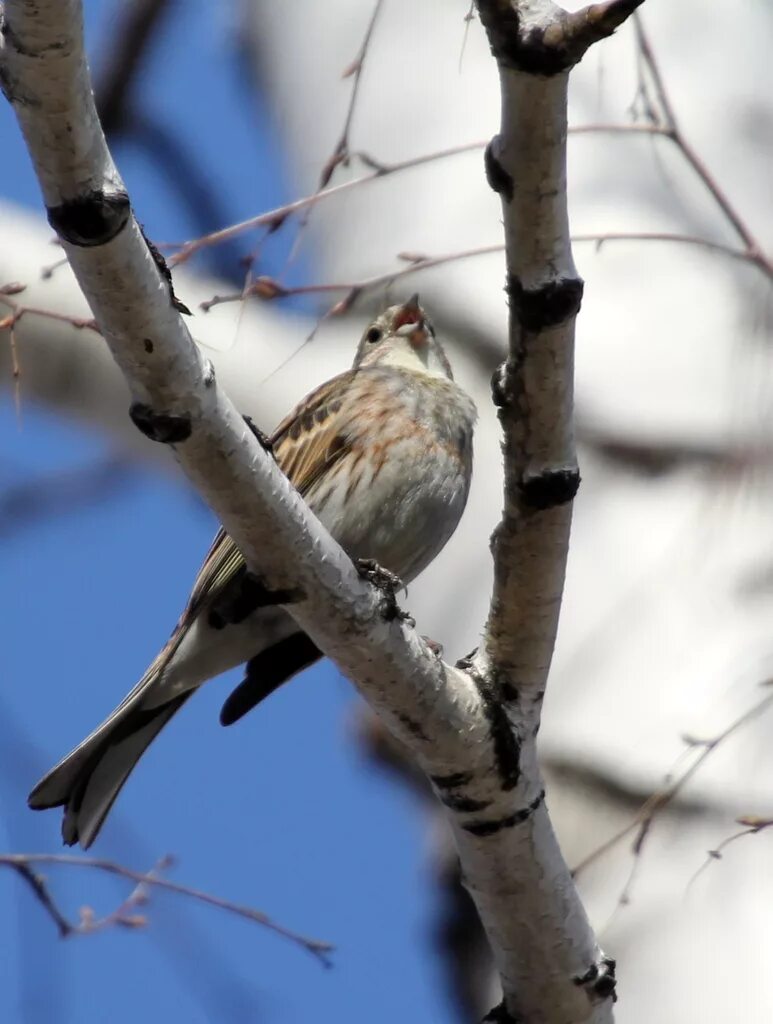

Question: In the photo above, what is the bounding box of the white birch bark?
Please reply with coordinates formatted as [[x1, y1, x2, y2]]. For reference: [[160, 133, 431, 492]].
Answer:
[[0, 1, 640, 1020]]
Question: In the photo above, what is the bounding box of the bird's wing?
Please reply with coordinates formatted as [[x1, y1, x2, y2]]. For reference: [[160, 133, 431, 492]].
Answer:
[[182, 370, 356, 623]]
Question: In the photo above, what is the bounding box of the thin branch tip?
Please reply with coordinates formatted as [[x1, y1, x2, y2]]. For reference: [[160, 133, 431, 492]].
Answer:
[[563, 0, 645, 60], [583, 0, 646, 34]]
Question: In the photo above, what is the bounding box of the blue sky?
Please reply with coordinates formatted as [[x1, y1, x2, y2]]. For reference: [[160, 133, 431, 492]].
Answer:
[[0, 4, 458, 1022]]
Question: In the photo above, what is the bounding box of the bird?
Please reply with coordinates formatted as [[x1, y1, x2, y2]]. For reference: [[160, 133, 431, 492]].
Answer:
[[28, 295, 477, 848]]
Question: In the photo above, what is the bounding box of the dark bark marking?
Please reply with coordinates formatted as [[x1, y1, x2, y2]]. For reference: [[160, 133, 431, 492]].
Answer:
[[462, 790, 545, 837], [484, 139, 513, 201], [455, 651, 520, 788], [476, 1, 599, 76], [477, 676, 521, 791], [438, 792, 492, 814], [574, 956, 617, 1003], [129, 402, 191, 444], [507, 275, 584, 331], [47, 190, 130, 247], [500, 681, 518, 703], [203, 359, 215, 387], [519, 468, 580, 510], [397, 712, 428, 742], [140, 226, 191, 314], [482, 1000, 523, 1024], [431, 771, 474, 790], [143, 338, 154, 354]]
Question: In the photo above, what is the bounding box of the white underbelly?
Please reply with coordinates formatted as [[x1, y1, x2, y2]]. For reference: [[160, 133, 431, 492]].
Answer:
[[309, 445, 468, 583]]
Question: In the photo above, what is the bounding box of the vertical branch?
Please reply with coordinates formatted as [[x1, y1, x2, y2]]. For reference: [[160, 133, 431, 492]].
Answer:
[[476, 0, 643, 689], [465, 1, 644, 1022]]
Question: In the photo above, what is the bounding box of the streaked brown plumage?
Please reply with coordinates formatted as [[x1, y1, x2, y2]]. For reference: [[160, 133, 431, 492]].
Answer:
[[29, 295, 477, 848]]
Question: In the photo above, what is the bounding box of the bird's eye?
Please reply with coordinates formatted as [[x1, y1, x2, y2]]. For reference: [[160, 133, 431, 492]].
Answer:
[[366, 327, 382, 344]]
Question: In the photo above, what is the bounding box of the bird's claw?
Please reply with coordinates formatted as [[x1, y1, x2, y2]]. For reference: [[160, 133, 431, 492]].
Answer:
[[356, 559, 414, 625], [243, 415, 275, 457]]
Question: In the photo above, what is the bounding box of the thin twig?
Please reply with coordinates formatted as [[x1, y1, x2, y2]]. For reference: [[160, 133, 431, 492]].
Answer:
[[631, 13, 772, 279], [687, 816, 773, 892], [198, 244, 506, 314], [572, 688, 773, 882], [0, 853, 334, 964], [169, 139, 487, 267], [199, 227, 761, 319], [322, 0, 385, 190], [572, 232, 754, 265], [282, 0, 385, 274], [0, 294, 99, 333], [8, 861, 75, 937]]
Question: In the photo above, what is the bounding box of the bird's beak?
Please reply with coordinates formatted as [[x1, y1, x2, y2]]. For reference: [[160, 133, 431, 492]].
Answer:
[[394, 293, 429, 348]]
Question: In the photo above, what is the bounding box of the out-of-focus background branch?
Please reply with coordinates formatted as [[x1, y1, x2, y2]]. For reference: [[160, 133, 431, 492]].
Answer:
[[2, 1, 773, 1022]]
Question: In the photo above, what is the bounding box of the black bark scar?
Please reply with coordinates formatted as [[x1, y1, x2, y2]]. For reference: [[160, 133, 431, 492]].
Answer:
[[476, 677, 521, 791], [519, 468, 580, 510], [484, 139, 514, 201], [430, 771, 473, 790], [573, 956, 617, 1003], [140, 226, 191, 314], [438, 792, 491, 814], [462, 790, 545, 837], [507, 275, 584, 331], [455, 652, 520, 790], [482, 999, 523, 1024], [47, 190, 130, 247], [476, 2, 590, 76], [129, 402, 192, 444], [397, 712, 428, 742]]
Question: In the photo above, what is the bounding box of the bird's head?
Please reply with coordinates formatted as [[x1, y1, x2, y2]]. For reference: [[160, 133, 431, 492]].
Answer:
[[353, 295, 453, 380]]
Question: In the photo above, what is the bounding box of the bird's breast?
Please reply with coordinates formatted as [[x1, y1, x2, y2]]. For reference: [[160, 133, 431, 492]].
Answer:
[[306, 374, 475, 582]]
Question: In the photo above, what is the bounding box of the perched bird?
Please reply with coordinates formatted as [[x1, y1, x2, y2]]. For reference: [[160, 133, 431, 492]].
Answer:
[[29, 295, 477, 848]]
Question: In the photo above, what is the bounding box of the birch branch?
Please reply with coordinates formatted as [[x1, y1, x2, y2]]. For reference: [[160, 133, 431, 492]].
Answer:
[[464, 1, 643, 1021], [1, 1, 636, 1021]]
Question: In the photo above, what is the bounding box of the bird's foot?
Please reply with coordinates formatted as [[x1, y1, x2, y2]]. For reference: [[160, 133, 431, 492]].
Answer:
[[243, 415, 275, 457], [356, 559, 414, 626]]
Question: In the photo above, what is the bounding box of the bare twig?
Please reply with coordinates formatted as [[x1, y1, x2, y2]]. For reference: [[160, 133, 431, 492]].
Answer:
[[688, 816, 773, 892], [0, 291, 99, 334], [169, 139, 487, 267], [319, 0, 384, 191], [631, 13, 772, 280], [572, 689, 773, 882], [572, 232, 754, 266], [198, 244, 505, 313], [0, 852, 334, 963], [198, 226, 759, 321], [1, 287, 99, 417], [282, 0, 385, 273]]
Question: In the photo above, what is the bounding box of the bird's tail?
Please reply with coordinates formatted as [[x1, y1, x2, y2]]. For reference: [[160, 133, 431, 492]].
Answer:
[[28, 640, 191, 849]]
